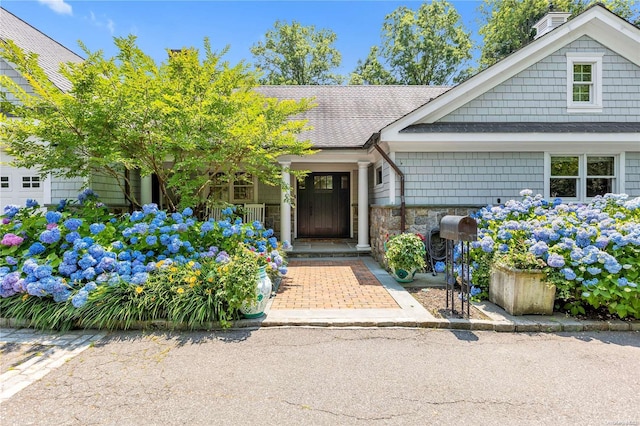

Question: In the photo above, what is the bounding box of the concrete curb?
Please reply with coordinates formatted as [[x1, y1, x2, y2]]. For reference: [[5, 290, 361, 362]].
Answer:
[[1, 257, 637, 333]]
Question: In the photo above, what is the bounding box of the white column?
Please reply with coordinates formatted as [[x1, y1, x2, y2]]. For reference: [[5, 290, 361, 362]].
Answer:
[[357, 161, 371, 251], [141, 174, 153, 206], [280, 162, 292, 248]]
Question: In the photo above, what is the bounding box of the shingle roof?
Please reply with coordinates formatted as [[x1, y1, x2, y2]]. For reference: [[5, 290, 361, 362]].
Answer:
[[401, 122, 640, 133], [256, 85, 450, 148], [0, 7, 83, 92]]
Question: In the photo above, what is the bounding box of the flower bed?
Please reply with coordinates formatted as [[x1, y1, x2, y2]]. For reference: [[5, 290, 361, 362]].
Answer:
[[469, 190, 640, 319], [1, 191, 288, 330]]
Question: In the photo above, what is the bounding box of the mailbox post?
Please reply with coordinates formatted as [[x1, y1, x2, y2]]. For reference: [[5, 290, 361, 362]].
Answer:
[[440, 215, 478, 318]]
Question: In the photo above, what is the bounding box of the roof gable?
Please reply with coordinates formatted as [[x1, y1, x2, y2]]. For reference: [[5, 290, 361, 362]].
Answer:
[[381, 4, 640, 138], [0, 7, 83, 92]]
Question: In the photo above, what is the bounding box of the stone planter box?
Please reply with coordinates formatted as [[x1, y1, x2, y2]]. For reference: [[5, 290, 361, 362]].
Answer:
[[489, 264, 556, 315]]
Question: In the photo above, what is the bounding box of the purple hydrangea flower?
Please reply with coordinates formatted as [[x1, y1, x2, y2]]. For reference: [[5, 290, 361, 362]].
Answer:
[[1, 233, 24, 246]]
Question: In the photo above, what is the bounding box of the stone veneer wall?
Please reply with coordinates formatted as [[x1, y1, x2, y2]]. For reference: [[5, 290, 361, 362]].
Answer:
[[265, 204, 281, 236], [369, 205, 480, 266]]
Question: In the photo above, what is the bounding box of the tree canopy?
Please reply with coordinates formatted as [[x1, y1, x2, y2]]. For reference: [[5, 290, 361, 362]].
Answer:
[[350, 0, 472, 85], [250, 20, 343, 85], [479, 0, 640, 68], [0, 36, 315, 212]]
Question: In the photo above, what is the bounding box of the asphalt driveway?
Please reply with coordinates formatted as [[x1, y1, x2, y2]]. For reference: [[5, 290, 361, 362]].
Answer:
[[1, 328, 639, 425]]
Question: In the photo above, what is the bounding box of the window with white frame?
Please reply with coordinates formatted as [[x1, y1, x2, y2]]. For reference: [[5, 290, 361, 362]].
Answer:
[[0, 176, 8, 189], [566, 52, 603, 112], [548, 154, 616, 200], [210, 172, 257, 203], [232, 172, 256, 202], [211, 172, 230, 201], [375, 164, 383, 186]]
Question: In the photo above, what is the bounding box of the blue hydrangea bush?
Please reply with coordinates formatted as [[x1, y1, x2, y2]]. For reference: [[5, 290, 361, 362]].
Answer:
[[0, 190, 289, 329], [469, 190, 640, 319]]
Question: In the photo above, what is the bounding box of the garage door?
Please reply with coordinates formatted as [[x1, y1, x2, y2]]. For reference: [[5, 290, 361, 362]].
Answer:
[[0, 151, 46, 208]]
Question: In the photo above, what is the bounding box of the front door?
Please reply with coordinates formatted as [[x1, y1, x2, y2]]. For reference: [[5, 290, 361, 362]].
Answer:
[[297, 172, 350, 238]]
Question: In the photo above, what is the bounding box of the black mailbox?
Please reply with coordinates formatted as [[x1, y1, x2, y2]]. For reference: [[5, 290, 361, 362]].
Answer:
[[440, 215, 477, 241]]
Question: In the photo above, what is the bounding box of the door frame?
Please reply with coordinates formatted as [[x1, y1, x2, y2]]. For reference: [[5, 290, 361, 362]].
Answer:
[[295, 171, 353, 239]]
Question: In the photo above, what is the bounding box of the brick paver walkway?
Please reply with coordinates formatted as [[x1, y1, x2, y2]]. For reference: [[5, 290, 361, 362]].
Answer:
[[270, 260, 399, 309]]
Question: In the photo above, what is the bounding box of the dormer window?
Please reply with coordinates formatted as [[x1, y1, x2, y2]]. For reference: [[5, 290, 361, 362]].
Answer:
[[566, 52, 603, 112]]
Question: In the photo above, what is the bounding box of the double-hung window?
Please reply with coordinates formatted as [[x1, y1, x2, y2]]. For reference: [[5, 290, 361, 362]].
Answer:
[[232, 172, 256, 203], [566, 53, 603, 112], [211, 172, 257, 203], [548, 154, 617, 201]]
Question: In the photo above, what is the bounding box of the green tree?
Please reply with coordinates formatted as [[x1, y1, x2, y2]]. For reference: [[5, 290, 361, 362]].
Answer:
[[251, 20, 343, 85], [351, 0, 472, 85], [349, 46, 395, 85], [479, 0, 640, 68], [0, 36, 314, 212]]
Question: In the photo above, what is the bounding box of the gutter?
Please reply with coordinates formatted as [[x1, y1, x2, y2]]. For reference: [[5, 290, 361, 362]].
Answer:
[[368, 132, 406, 233]]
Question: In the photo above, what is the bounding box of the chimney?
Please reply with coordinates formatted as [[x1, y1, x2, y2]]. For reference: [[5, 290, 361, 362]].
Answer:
[[533, 11, 571, 39]]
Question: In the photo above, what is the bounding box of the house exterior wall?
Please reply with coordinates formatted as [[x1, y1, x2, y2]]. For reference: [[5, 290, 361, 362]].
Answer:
[[0, 58, 35, 98], [375, 152, 544, 206], [371, 159, 392, 205], [90, 170, 128, 207], [256, 181, 282, 231], [439, 36, 640, 123], [50, 176, 85, 204], [626, 152, 640, 194]]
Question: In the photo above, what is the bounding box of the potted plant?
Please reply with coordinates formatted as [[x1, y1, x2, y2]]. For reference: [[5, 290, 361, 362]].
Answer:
[[384, 233, 426, 283], [489, 240, 556, 315]]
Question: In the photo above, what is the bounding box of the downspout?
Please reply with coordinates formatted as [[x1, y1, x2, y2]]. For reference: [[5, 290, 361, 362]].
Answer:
[[371, 134, 406, 233]]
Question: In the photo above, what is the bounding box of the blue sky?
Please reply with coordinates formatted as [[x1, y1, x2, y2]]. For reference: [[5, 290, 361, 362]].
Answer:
[[3, 0, 486, 76]]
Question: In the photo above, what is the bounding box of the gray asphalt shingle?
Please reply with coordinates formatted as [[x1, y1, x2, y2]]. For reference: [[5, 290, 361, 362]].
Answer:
[[1, 7, 83, 93], [256, 85, 450, 148]]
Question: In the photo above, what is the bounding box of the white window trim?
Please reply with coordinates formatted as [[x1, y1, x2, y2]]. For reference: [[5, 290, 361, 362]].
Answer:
[[544, 152, 621, 202], [230, 173, 258, 204], [211, 172, 259, 204], [566, 52, 603, 113], [374, 161, 384, 187]]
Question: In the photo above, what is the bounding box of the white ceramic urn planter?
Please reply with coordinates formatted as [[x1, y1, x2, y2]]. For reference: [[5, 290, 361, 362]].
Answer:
[[489, 264, 556, 315], [240, 266, 272, 319]]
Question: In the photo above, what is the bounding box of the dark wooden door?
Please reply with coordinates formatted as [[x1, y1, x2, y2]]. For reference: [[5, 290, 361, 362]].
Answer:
[[297, 173, 350, 238]]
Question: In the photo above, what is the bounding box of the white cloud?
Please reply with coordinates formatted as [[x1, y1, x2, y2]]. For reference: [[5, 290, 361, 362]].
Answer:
[[88, 11, 116, 35], [37, 0, 73, 16]]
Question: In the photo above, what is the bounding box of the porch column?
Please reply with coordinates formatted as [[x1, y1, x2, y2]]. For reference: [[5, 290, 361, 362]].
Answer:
[[357, 161, 371, 251], [280, 161, 292, 248], [141, 174, 153, 206]]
